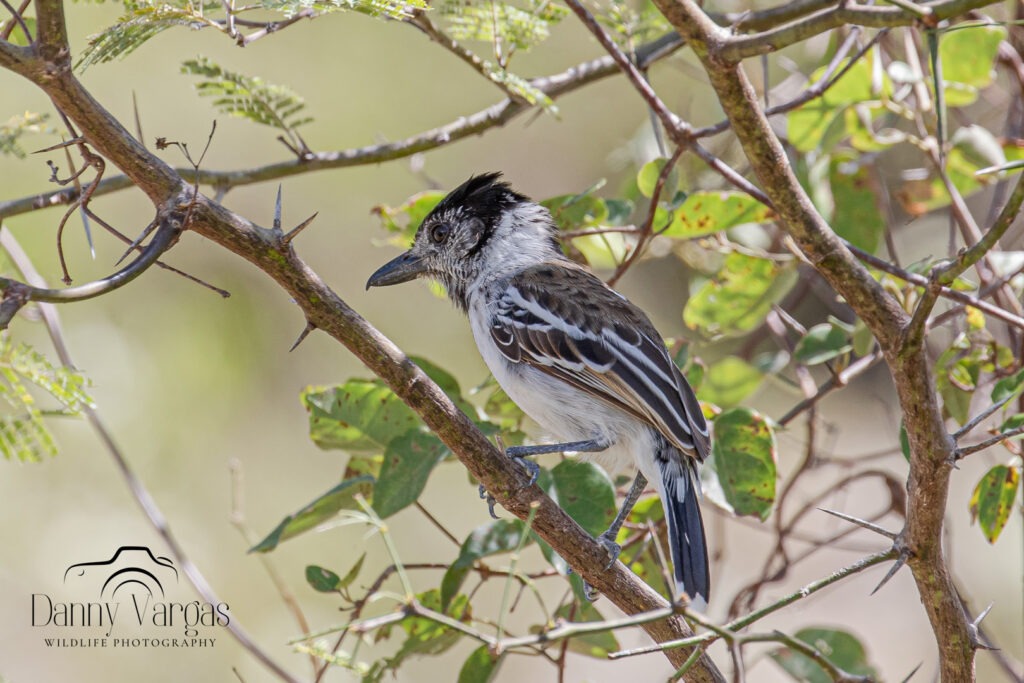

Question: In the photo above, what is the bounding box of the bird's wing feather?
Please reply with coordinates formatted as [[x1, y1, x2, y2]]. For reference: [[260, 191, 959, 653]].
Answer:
[[489, 262, 711, 460]]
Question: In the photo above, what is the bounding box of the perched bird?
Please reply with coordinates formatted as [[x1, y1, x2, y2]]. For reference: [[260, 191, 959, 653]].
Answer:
[[367, 173, 711, 606]]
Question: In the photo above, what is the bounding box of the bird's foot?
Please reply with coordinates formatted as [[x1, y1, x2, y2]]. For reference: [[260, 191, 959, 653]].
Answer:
[[584, 531, 622, 601], [478, 484, 499, 519], [508, 452, 540, 488]]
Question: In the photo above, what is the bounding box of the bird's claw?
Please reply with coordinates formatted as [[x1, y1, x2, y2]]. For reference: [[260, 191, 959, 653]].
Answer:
[[478, 484, 499, 519], [477, 449, 540, 519], [513, 454, 540, 488], [583, 532, 622, 601]]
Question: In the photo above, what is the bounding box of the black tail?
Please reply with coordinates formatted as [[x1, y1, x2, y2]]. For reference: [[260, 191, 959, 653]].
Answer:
[[661, 459, 710, 606]]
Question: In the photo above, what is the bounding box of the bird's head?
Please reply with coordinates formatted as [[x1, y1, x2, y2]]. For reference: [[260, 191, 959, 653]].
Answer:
[[366, 172, 561, 308]]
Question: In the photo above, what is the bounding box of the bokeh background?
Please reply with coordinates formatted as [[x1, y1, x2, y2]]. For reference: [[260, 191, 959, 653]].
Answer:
[[0, 2, 1021, 681]]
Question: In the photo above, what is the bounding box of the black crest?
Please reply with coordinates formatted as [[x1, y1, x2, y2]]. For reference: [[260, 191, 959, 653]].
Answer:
[[427, 172, 529, 229]]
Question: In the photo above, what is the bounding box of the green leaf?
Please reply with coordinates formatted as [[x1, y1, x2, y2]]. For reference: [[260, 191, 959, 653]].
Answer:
[[684, 253, 796, 338], [550, 459, 616, 536], [337, 552, 366, 590], [457, 645, 503, 683], [3, 16, 35, 46], [373, 431, 447, 518], [992, 368, 1024, 403], [0, 341, 93, 462], [541, 193, 608, 232], [938, 23, 1005, 106], [442, 0, 566, 51], [999, 414, 1024, 434], [697, 356, 764, 409], [250, 475, 373, 552], [605, 198, 634, 225], [712, 408, 777, 520], [441, 519, 527, 609], [829, 159, 884, 253], [554, 601, 619, 658], [969, 465, 1020, 543], [302, 380, 421, 454], [770, 627, 876, 683], [0, 112, 52, 159], [571, 232, 628, 270], [637, 157, 678, 198], [793, 322, 853, 366], [936, 351, 978, 426], [262, 0, 424, 20], [484, 62, 556, 112], [899, 421, 911, 462], [787, 103, 844, 154], [844, 103, 893, 152], [78, 4, 208, 70], [663, 191, 774, 239], [181, 57, 314, 134], [305, 565, 343, 593], [787, 57, 874, 152]]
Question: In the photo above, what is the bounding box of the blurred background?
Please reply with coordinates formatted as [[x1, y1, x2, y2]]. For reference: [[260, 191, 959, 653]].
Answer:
[[0, 2, 1021, 681]]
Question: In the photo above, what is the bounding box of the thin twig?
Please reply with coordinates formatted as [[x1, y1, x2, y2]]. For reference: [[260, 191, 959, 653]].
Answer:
[[0, 229, 302, 683]]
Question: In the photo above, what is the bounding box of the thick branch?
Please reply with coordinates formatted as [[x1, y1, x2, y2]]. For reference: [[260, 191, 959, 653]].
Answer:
[[6, 10, 723, 679], [715, 0, 999, 62], [187, 198, 722, 680], [650, 0, 907, 347], [0, 32, 683, 219], [652, 2, 979, 680]]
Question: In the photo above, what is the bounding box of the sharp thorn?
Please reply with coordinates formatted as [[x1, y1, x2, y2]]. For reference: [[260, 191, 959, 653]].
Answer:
[[283, 212, 319, 245], [967, 602, 998, 650], [898, 662, 923, 683], [33, 137, 85, 154], [80, 206, 95, 259], [818, 507, 898, 540], [288, 321, 316, 352], [871, 552, 907, 595], [971, 602, 994, 628], [115, 222, 157, 266], [273, 185, 283, 233]]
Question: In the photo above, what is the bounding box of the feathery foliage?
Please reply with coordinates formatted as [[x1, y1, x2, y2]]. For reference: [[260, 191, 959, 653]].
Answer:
[[77, 3, 212, 70], [0, 113, 53, 159], [181, 57, 314, 134], [0, 340, 92, 462], [440, 0, 566, 50], [260, 0, 425, 20]]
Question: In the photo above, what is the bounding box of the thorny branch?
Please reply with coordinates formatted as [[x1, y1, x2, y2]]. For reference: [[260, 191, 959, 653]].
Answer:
[[2, 0, 1022, 680]]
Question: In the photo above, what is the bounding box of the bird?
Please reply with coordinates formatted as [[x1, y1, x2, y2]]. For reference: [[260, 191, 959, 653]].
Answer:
[[366, 172, 711, 606]]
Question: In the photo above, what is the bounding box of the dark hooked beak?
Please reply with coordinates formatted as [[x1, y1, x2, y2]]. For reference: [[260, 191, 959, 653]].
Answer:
[[366, 251, 428, 289]]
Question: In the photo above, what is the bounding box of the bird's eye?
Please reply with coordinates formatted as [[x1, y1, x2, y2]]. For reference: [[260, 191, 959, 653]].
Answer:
[[429, 223, 451, 244]]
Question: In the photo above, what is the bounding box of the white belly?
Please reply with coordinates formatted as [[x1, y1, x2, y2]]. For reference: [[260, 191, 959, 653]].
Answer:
[[467, 294, 656, 475]]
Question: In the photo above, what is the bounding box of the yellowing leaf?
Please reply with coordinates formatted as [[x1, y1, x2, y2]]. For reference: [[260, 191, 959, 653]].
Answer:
[[664, 191, 774, 239], [712, 408, 777, 520], [684, 253, 796, 337], [969, 465, 1020, 543]]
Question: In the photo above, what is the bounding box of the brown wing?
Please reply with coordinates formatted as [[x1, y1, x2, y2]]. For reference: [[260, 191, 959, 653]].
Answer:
[[489, 262, 710, 460]]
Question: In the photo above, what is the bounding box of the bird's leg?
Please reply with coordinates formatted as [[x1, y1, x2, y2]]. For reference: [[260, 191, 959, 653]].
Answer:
[[585, 471, 647, 601], [478, 437, 610, 519], [505, 437, 609, 486]]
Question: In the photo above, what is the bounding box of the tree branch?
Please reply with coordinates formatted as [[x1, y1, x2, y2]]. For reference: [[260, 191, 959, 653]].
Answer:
[[716, 0, 999, 62], [6, 10, 724, 679], [650, 1, 979, 680], [0, 32, 684, 219]]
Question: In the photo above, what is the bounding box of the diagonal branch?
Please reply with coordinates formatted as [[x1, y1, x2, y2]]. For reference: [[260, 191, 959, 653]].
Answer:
[[650, 0, 907, 348], [0, 32, 685, 219], [715, 0, 999, 62], [649, 2, 981, 680], [8, 8, 723, 679]]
